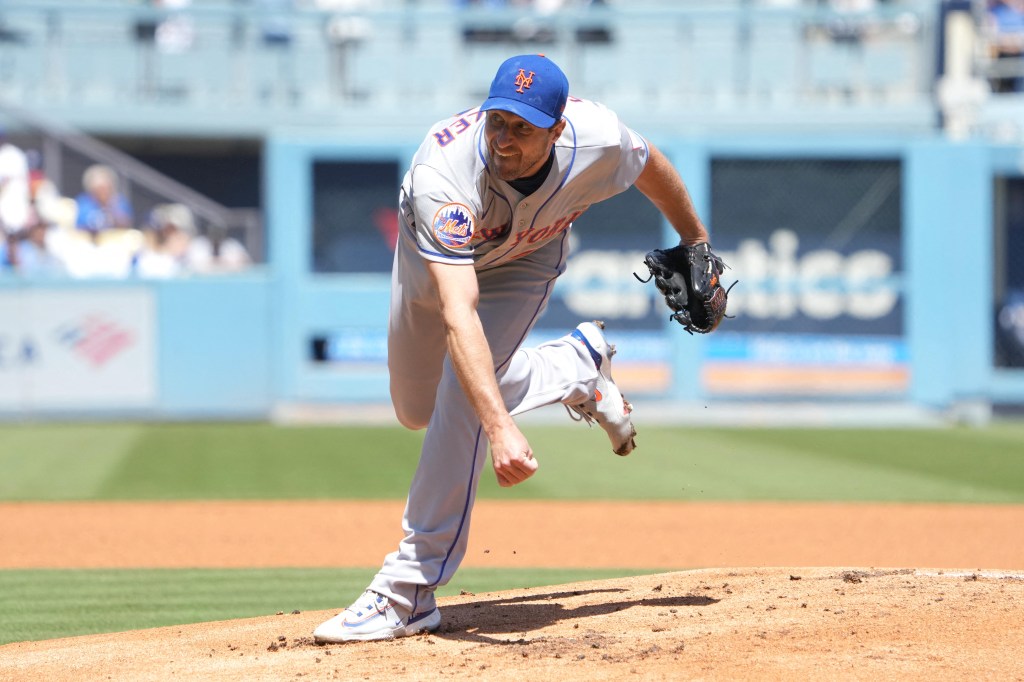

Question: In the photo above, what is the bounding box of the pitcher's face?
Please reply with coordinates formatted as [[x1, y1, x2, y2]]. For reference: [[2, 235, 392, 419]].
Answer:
[[484, 111, 564, 182]]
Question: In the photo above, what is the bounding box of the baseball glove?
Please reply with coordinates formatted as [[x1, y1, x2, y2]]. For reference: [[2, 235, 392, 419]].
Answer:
[[637, 242, 731, 334]]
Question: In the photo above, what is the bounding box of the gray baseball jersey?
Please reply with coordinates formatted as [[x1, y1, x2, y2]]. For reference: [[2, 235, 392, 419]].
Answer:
[[400, 96, 649, 269], [372, 96, 650, 617]]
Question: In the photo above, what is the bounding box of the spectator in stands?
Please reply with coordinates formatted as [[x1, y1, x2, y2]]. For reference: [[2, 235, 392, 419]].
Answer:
[[189, 228, 253, 273], [134, 202, 197, 277], [14, 221, 69, 278], [574, 0, 613, 45], [133, 202, 252, 277], [136, 0, 195, 54], [988, 0, 1024, 92], [458, 0, 610, 45], [458, 0, 556, 45], [257, 0, 295, 47], [75, 164, 134, 235], [255, 0, 302, 103], [818, 0, 879, 45], [26, 149, 75, 231], [316, 0, 372, 100], [135, 0, 196, 98], [154, 0, 195, 54], [0, 128, 30, 238], [0, 129, 30, 273]]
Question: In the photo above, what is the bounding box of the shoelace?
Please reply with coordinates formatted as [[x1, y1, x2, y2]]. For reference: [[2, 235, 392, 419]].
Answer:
[[354, 592, 387, 616], [565, 403, 595, 426], [565, 392, 633, 426]]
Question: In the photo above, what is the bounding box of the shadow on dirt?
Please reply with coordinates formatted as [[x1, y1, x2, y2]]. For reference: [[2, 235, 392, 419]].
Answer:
[[436, 587, 720, 642]]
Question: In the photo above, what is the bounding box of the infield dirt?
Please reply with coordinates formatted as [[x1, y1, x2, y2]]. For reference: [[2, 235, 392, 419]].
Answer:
[[1, 500, 1023, 681]]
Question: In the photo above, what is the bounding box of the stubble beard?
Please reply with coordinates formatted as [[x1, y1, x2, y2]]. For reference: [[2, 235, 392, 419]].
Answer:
[[490, 146, 546, 182], [490, 151, 523, 181]]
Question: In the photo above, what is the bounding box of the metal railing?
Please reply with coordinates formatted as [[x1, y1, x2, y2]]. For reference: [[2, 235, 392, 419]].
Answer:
[[0, 99, 264, 262]]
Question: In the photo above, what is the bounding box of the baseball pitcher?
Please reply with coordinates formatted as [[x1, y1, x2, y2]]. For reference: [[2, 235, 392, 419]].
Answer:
[[314, 54, 728, 643]]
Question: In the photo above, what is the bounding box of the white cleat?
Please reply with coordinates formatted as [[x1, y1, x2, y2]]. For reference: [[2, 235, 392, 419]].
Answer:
[[566, 320, 637, 456], [313, 590, 441, 643]]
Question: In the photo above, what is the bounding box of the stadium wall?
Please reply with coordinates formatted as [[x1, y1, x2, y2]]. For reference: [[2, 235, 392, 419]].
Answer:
[[0, 275, 273, 419], [2, 131, 1023, 420]]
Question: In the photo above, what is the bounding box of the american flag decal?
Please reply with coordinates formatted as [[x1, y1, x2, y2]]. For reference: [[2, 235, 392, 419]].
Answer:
[[56, 315, 135, 367]]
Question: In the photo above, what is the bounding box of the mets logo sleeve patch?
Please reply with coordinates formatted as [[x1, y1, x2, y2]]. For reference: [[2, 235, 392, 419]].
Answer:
[[432, 203, 475, 250]]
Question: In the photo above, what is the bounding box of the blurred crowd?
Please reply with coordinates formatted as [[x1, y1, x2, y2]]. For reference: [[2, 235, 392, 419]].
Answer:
[[124, 0, 1024, 102], [987, 0, 1024, 93], [0, 131, 252, 279]]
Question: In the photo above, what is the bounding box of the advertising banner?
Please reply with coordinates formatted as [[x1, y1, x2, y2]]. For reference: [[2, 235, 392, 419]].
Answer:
[[0, 288, 156, 410], [306, 157, 908, 399], [705, 158, 907, 396]]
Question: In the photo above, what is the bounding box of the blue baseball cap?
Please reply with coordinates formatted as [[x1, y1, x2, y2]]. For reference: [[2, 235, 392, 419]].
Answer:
[[480, 54, 569, 129]]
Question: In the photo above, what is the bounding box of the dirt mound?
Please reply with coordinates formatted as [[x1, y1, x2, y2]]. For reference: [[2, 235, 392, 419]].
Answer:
[[3, 568, 1022, 681]]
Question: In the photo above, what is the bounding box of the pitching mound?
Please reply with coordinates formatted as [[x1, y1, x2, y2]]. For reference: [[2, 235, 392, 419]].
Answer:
[[2, 567, 1022, 681]]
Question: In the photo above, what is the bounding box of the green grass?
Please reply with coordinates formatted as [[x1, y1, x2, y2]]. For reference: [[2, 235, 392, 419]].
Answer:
[[518, 424, 1024, 503], [2, 421, 1023, 645], [2, 422, 1024, 503], [0, 567, 661, 645], [0, 423, 426, 501]]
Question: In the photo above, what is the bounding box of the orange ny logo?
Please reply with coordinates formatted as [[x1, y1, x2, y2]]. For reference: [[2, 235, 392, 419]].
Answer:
[[514, 69, 535, 93]]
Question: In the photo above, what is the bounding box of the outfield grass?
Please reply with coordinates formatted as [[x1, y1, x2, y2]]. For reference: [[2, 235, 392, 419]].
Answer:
[[3, 421, 1023, 644], [2, 422, 1023, 503]]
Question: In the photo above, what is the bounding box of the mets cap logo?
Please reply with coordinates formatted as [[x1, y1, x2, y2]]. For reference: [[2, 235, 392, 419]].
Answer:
[[514, 69, 535, 94], [432, 203, 475, 249]]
